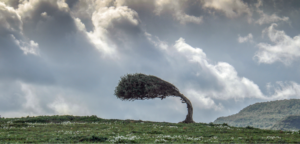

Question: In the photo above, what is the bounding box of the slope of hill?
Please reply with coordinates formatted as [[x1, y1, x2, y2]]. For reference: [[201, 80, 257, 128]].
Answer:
[[213, 99, 300, 129], [270, 115, 300, 131]]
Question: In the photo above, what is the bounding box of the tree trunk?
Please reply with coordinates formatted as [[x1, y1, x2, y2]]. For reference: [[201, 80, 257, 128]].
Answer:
[[178, 93, 195, 124]]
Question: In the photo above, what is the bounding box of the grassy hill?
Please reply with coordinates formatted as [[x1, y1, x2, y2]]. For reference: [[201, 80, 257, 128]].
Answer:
[[0, 115, 300, 143], [270, 115, 300, 131], [213, 99, 300, 129]]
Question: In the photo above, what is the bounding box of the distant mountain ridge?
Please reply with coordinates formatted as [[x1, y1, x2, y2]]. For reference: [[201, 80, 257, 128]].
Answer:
[[213, 99, 300, 130], [270, 115, 300, 131]]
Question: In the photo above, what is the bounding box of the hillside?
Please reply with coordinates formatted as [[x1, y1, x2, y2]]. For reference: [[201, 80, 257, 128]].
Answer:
[[270, 115, 300, 131], [1, 115, 300, 143], [213, 99, 300, 129]]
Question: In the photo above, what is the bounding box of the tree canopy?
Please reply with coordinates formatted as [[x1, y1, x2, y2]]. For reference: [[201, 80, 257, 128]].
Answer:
[[114, 73, 196, 124], [114, 73, 182, 101]]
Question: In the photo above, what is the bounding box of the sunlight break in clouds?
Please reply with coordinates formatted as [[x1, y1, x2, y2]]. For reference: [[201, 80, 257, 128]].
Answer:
[[254, 23, 300, 65]]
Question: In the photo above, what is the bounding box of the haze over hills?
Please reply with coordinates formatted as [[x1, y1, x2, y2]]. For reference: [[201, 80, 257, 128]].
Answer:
[[213, 99, 300, 130]]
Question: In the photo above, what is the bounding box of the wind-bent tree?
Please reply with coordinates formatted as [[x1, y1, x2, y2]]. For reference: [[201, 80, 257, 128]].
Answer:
[[114, 73, 195, 124]]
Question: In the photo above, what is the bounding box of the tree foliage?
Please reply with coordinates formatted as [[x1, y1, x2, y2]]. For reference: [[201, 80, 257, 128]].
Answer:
[[114, 73, 182, 101], [114, 72, 195, 124]]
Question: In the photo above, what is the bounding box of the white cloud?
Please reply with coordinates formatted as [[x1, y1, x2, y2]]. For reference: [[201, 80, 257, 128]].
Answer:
[[91, 6, 138, 28], [154, 0, 203, 24], [48, 96, 90, 115], [174, 11, 203, 25], [153, 0, 171, 15], [0, 2, 39, 56], [17, 81, 91, 117], [70, 1, 141, 61], [255, 0, 263, 9], [155, 37, 266, 109], [147, 35, 300, 111], [16, 0, 39, 18], [254, 23, 300, 65], [145, 32, 168, 50], [41, 12, 47, 17], [256, 13, 289, 25], [86, 6, 139, 60], [253, 0, 289, 25], [265, 81, 300, 100], [11, 35, 40, 55], [0, 2, 22, 33], [185, 89, 224, 111], [20, 82, 44, 114], [74, 17, 86, 31], [56, 0, 69, 12], [238, 33, 253, 43], [69, 0, 119, 21], [201, 0, 252, 18]]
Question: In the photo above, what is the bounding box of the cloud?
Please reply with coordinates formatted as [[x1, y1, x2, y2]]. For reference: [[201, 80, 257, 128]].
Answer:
[[254, 0, 289, 25], [0, 2, 40, 56], [0, 81, 92, 117], [255, 0, 263, 9], [0, 2, 22, 35], [254, 23, 300, 65], [0, 2, 52, 84], [1, 0, 300, 124], [148, 35, 300, 109], [86, 6, 139, 60], [154, 0, 203, 24], [48, 95, 91, 115], [0, 0, 19, 9], [172, 38, 265, 101], [266, 81, 300, 100], [174, 11, 203, 25], [145, 36, 266, 111], [256, 13, 289, 25], [11, 35, 40, 55], [238, 33, 253, 43], [201, 0, 252, 19]]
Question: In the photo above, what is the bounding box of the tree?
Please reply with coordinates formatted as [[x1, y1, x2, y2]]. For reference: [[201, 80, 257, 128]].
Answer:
[[114, 73, 195, 124]]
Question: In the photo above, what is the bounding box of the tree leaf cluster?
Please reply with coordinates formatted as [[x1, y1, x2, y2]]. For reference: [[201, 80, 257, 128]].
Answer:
[[114, 73, 182, 101]]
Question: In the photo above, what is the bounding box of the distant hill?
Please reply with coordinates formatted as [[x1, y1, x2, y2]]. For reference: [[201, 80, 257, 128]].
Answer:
[[213, 99, 300, 129], [270, 115, 300, 131]]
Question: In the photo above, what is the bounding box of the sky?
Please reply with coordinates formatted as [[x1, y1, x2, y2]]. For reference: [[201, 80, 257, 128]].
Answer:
[[0, 0, 300, 123]]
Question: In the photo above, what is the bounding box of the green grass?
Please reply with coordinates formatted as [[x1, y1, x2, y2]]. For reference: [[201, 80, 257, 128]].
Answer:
[[0, 115, 300, 143]]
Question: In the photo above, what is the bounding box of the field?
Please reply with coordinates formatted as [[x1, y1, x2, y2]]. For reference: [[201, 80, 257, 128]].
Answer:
[[0, 115, 300, 143]]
